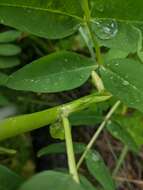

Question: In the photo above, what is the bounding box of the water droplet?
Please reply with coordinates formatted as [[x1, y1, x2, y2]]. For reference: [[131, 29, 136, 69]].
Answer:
[[91, 19, 118, 40], [115, 63, 119, 66], [123, 81, 129, 86]]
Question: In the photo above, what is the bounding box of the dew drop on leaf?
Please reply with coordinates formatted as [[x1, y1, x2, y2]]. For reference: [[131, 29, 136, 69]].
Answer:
[[91, 20, 118, 40]]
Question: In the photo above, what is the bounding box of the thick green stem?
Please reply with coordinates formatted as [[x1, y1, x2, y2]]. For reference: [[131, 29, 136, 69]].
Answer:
[[0, 93, 111, 141], [62, 116, 79, 183], [82, 0, 91, 20], [77, 101, 121, 169], [112, 146, 128, 176]]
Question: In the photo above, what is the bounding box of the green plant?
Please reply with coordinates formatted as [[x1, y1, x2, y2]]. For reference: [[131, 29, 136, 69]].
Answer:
[[0, 0, 143, 189]]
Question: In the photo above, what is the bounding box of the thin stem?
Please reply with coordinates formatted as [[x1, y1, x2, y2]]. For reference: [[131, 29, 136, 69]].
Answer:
[[62, 116, 80, 183], [82, 0, 103, 65], [79, 25, 104, 92], [87, 23, 103, 65], [79, 26, 95, 60], [112, 146, 128, 176], [77, 100, 121, 169]]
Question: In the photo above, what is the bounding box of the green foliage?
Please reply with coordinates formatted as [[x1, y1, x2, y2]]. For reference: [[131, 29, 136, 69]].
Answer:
[[0, 44, 21, 56], [114, 111, 143, 146], [0, 30, 21, 43], [0, 29, 21, 69], [0, 72, 8, 85], [106, 121, 139, 153], [95, 23, 140, 54], [38, 142, 85, 157], [100, 59, 143, 112], [91, 0, 143, 24], [0, 0, 83, 39], [19, 171, 84, 190], [86, 150, 116, 190], [0, 165, 24, 190], [6, 51, 96, 93], [0, 1, 143, 190], [0, 56, 20, 69]]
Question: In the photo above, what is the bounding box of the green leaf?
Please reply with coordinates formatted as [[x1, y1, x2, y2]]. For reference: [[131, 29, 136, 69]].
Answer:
[[6, 51, 96, 93], [91, 0, 143, 24], [106, 121, 139, 153], [0, 30, 22, 43], [115, 112, 143, 146], [86, 150, 116, 190], [80, 175, 97, 190], [0, 147, 16, 155], [92, 22, 140, 54], [0, 72, 8, 86], [0, 0, 83, 39], [19, 171, 84, 190], [38, 142, 85, 157], [0, 44, 21, 56], [100, 58, 143, 112], [103, 49, 130, 61], [0, 165, 24, 190], [70, 106, 102, 126], [0, 56, 20, 68]]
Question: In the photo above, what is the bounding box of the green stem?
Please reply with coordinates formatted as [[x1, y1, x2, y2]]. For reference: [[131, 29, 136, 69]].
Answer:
[[82, 0, 91, 21], [79, 25, 104, 92], [87, 23, 103, 65], [112, 146, 128, 176], [0, 93, 111, 141], [77, 100, 121, 169], [82, 0, 103, 65], [62, 116, 79, 183], [79, 26, 95, 60], [81, 0, 104, 94]]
